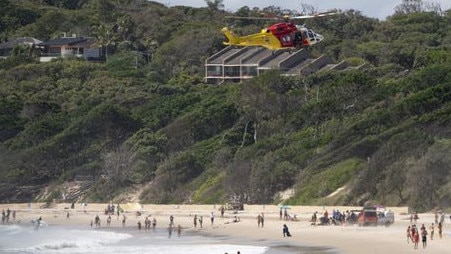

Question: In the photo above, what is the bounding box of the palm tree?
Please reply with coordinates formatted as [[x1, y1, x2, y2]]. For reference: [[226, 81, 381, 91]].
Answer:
[[92, 23, 119, 60]]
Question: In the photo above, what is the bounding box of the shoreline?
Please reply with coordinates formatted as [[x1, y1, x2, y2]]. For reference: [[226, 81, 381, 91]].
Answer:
[[1, 203, 450, 254]]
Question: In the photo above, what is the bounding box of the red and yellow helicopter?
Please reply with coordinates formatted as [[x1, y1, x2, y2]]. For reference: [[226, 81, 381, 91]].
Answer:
[[222, 12, 335, 51]]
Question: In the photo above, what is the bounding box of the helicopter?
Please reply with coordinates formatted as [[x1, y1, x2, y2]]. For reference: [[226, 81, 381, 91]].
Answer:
[[222, 11, 335, 51]]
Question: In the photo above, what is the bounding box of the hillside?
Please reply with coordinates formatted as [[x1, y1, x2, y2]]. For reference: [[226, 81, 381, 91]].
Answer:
[[0, 0, 450, 211]]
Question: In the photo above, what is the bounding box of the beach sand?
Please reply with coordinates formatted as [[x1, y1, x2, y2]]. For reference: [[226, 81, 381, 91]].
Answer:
[[1, 203, 450, 254]]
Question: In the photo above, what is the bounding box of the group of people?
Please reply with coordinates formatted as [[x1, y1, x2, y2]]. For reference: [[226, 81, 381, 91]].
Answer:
[[279, 207, 298, 221], [142, 216, 157, 230], [407, 221, 444, 250], [1, 208, 16, 224], [167, 223, 183, 238], [192, 214, 204, 228], [310, 209, 359, 226], [407, 224, 428, 249]]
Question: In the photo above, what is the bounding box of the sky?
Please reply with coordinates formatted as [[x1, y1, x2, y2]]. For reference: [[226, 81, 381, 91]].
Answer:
[[152, 0, 451, 20]]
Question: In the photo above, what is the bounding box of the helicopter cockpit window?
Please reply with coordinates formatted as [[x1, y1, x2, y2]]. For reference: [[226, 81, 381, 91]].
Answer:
[[307, 29, 314, 39]]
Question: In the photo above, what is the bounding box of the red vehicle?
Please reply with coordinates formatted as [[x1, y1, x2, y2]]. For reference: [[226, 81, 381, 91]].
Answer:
[[358, 208, 378, 226]]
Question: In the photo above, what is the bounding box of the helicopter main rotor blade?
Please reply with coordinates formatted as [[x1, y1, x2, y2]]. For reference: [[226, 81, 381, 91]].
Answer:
[[225, 16, 279, 20], [291, 11, 336, 19]]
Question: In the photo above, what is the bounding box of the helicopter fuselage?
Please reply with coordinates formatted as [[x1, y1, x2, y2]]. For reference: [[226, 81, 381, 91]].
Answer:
[[266, 22, 323, 48], [222, 22, 324, 50]]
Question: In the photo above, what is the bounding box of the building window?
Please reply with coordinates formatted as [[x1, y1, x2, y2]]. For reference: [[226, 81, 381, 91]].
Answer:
[[224, 66, 240, 77], [242, 66, 257, 76], [207, 65, 222, 76]]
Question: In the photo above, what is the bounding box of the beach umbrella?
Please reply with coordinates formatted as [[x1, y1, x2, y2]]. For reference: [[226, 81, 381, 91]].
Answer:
[[279, 205, 291, 209]]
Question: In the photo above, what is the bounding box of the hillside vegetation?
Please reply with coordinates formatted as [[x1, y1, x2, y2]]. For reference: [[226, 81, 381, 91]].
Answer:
[[0, 0, 450, 211]]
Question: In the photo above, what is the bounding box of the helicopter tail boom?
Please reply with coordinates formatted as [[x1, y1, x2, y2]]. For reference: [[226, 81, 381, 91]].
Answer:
[[221, 27, 281, 50], [221, 27, 242, 46]]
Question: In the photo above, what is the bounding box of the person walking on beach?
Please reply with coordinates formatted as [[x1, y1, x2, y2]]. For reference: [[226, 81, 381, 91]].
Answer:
[[168, 224, 173, 238], [193, 214, 197, 228], [437, 222, 443, 239], [260, 213, 264, 227], [107, 215, 111, 227], [94, 215, 101, 228], [283, 224, 291, 237], [117, 204, 121, 220], [421, 227, 428, 249], [177, 224, 182, 237], [169, 215, 174, 227], [413, 229, 419, 249], [413, 213, 419, 224], [122, 214, 126, 227], [199, 216, 203, 228], [210, 211, 215, 226], [152, 217, 156, 230], [257, 214, 262, 227], [406, 225, 411, 243], [429, 223, 434, 240]]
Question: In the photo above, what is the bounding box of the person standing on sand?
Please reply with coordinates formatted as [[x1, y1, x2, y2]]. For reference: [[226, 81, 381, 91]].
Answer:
[[94, 215, 101, 228], [437, 222, 442, 238], [122, 214, 126, 227], [429, 223, 434, 240], [168, 224, 173, 238], [410, 225, 416, 240], [260, 213, 264, 227], [199, 216, 203, 228], [406, 225, 411, 243], [421, 227, 427, 249], [413, 229, 419, 249], [257, 214, 262, 227], [177, 224, 182, 237], [210, 211, 215, 226], [193, 214, 197, 228], [169, 215, 174, 227], [152, 217, 156, 230]]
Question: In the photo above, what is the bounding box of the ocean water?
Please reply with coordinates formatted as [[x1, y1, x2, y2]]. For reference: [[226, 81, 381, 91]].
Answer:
[[0, 224, 268, 254]]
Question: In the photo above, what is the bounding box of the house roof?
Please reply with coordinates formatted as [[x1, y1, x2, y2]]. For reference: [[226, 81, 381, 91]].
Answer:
[[38, 37, 90, 46], [0, 37, 43, 49]]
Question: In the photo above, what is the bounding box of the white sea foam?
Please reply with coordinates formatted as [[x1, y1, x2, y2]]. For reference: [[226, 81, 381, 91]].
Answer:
[[0, 225, 267, 254]]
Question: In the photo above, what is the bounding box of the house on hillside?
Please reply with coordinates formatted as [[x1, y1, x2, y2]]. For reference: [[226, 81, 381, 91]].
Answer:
[[0, 37, 43, 58], [38, 34, 102, 62], [205, 46, 363, 84]]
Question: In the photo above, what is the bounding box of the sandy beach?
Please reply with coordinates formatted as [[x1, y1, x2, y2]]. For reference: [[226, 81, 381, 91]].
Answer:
[[1, 203, 450, 254]]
